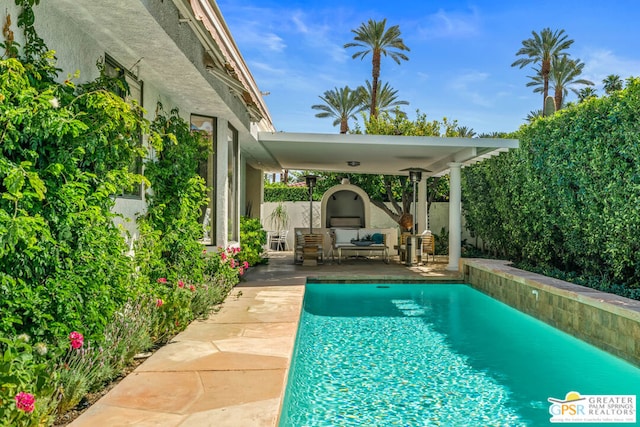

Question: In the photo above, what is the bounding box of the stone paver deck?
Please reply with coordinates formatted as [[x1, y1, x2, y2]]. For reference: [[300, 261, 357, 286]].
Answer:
[[70, 252, 460, 426]]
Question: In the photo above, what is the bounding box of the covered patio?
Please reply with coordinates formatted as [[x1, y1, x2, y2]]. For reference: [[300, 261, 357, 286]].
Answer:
[[254, 132, 519, 270]]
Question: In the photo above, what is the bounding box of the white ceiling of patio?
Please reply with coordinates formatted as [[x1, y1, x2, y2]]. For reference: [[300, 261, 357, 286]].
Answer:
[[255, 132, 519, 177]]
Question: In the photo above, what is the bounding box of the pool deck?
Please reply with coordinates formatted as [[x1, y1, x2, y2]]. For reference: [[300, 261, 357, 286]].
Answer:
[[69, 251, 461, 426]]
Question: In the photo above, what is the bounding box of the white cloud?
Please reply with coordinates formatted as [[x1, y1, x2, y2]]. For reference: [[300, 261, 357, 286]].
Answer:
[[291, 11, 309, 34], [224, 18, 286, 53], [580, 49, 640, 89], [417, 7, 481, 39], [449, 71, 490, 102], [263, 33, 287, 52], [249, 61, 287, 76]]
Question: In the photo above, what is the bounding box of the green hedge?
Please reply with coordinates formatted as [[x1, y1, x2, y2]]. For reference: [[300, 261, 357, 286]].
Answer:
[[463, 78, 640, 294], [264, 183, 320, 202]]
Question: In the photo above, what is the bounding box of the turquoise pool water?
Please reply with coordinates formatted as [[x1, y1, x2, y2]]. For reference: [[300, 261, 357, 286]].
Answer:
[[279, 283, 640, 426]]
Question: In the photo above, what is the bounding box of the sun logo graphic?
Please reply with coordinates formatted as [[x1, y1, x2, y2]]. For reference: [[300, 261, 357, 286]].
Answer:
[[548, 391, 586, 418], [549, 391, 636, 423]]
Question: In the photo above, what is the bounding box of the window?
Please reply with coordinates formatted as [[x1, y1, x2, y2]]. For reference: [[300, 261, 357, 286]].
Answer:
[[227, 124, 239, 242], [191, 114, 217, 243], [104, 53, 144, 198]]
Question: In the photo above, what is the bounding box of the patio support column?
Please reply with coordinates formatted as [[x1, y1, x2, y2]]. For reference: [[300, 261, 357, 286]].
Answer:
[[446, 162, 462, 271], [215, 118, 229, 248], [417, 179, 427, 233]]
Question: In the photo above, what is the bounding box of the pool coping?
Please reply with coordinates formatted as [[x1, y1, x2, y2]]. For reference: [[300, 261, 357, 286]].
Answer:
[[462, 258, 640, 367], [307, 276, 465, 284]]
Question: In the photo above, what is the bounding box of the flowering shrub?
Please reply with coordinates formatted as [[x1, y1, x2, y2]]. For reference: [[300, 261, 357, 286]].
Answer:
[[15, 392, 35, 413], [68, 332, 84, 350], [0, 3, 243, 423], [0, 336, 58, 426], [183, 249, 243, 319], [56, 333, 112, 414], [150, 278, 195, 342]]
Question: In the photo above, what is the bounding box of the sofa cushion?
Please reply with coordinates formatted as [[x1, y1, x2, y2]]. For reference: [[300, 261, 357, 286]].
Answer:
[[334, 228, 359, 244], [371, 233, 384, 244], [357, 229, 376, 240]]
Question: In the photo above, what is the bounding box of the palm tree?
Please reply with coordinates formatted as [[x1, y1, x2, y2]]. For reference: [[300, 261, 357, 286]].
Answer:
[[456, 126, 476, 137], [479, 131, 509, 138], [345, 19, 410, 118], [525, 109, 542, 123], [359, 80, 409, 117], [578, 86, 598, 102], [526, 57, 593, 110], [311, 86, 365, 134], [512, 28, 574, 114], [602, 74, 623, 95]]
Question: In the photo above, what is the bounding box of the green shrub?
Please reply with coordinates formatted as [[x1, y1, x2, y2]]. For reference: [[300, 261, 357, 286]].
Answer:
[[0, 3, 244, 421], [462, 78, 640, 298], [264, 183, 316, 202], [142, 105, 210, 283], [238, 217, 267, 266], [0, 55, 146, 342]]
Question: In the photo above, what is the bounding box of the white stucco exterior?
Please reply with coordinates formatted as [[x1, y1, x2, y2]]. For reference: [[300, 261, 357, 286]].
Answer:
[[5, 1, 516, 262], [6, 0, 275, 247]]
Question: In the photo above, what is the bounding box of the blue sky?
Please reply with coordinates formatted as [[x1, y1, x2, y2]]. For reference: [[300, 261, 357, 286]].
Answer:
[[218, 1, 640, 135]]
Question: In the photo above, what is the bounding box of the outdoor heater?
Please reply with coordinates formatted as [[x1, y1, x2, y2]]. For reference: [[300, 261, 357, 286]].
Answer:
[[401, 167, 430, 265], [401, 167, 430, 234], [304, 174, 318, 234]]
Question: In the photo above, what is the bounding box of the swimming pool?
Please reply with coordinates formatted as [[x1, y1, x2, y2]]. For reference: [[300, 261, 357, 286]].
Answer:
[[279, 283, 640, 426]]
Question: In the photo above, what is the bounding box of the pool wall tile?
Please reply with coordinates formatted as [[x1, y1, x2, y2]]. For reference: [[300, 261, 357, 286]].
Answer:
[[462, 259, 640, 367]]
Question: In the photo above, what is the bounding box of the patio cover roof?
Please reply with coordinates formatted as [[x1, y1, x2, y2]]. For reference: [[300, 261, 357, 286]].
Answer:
[[256, 132, 519, 176]]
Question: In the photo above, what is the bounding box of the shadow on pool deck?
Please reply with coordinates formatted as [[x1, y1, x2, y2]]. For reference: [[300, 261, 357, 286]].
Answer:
[[69, 251, 461, 427]]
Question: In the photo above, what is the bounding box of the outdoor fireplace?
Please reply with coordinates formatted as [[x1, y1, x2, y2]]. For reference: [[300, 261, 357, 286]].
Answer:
[[320, 180, 372, 229]]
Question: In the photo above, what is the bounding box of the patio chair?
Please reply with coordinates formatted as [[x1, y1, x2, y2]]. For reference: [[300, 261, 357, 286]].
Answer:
[[303, 233, 324, 265], [269, 230, 289, 251], [199, 208, 211, 244], [396, 232, 410, 261], [294, 231, 324, 264], [421, 231, 435, 262]]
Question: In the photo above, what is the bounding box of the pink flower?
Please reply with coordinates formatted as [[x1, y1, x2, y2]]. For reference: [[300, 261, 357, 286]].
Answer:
[[177, 280, 185, 288], [15, 392, 35, 413], [69, 331, 84, 349], [202, 249, 207, 254], [230, 259, 236, 268], [220, 252, 227, 261], [238, 267, 244, 276], [189, 285, 196, 292], [156, 299, 164, 307], [157, 278, 167, 284], [242, 261, 249, 269]]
